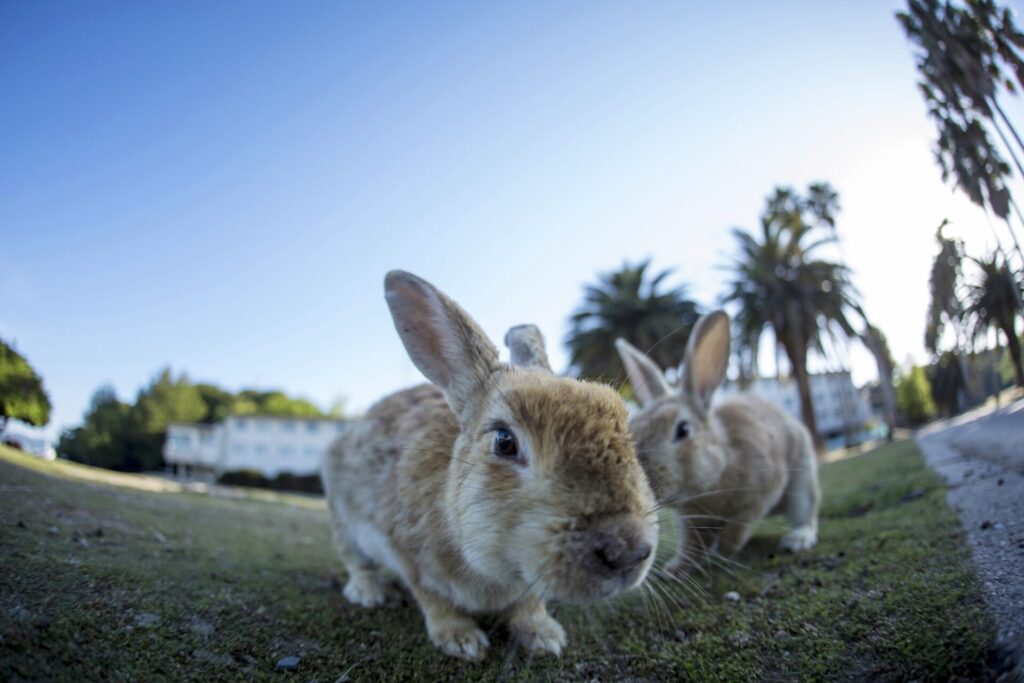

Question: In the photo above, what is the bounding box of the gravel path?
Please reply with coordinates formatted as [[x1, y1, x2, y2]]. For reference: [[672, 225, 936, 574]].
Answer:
[[917, 398, 1024, 680]]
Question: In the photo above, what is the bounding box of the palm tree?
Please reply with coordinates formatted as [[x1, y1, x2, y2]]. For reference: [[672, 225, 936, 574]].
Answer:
[[566, 261, 699, 387], [925, 221, 966, 356], [925, 221, 975, 410], [898, 0, 1024, 264], [929, 350, 969, 416], [723, 185, 859, 441], [964, 252, 1024, 385], [857, 320, 899, 439]]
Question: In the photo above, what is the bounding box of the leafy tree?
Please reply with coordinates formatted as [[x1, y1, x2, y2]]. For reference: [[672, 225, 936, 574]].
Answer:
[[896, 365, 939, 424], [232, 390, 324, 418], [119, 369, 208, 470], [196, 383, 236, 423], [0, 339, 52, 430], [566, 260, 699, 389], [964, 252, 1024, 384], [723, 184, 859, 440], [58, 387, 131, 468]]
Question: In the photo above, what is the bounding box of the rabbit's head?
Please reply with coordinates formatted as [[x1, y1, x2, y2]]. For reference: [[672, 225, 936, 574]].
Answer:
[[615, 311, 732, 501], [385, 271, 657, 603]]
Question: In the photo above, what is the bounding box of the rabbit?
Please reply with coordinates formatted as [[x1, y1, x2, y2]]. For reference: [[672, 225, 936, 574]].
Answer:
[[614, 310, 819, 576], [321, 271, 658, 661]]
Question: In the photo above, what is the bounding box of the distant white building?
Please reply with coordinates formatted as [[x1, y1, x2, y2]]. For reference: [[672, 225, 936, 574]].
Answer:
[[1, 422, 56, 460], [718, 371, 871, 439], [164, 416, 345, 480]]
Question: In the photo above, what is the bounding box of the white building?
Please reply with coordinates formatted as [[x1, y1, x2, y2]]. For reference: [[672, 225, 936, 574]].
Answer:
[[1, 422, 56, 460], [164, 415, 345, 480], [717, 371, 871, 439]]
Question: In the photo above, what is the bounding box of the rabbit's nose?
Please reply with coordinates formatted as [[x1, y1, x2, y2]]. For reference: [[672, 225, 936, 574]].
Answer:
[[593, 537, 652, 574]]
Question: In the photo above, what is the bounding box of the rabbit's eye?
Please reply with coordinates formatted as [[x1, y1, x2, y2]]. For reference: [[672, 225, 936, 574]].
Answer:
[[494, 429, 519, 458], [674, 420, 690, 441]]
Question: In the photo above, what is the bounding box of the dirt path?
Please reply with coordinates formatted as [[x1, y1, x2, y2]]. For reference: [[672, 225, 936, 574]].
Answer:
[[917, 399, 1024, 679]]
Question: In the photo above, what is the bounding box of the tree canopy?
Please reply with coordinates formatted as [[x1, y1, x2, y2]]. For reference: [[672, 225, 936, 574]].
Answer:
[[0, 339, 52, 430], [566, 260, 699, 391], [964, 251, 1024, 385]]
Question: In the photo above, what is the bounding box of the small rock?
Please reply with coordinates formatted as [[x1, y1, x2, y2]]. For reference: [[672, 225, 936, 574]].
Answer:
[[188, 616, 215, 638], [723, 591, 741, 602], [673, 628, 689, 642], [135, 612, 160, 628], [47, 526, 59, 535], [275, 655, 301, 671], [191, 649, 233, 667], [153, 531, 167, 543], [981, 520, 993, 530], [730, 631, 751, 647], [899, 487, 926, 504], [998, 478, 1005, 486], [77, 537, 90, 548], [9, 606, 32, 622]]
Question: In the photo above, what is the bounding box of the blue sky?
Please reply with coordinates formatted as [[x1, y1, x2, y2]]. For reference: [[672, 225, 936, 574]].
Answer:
[[1, 1, 1018, 440]]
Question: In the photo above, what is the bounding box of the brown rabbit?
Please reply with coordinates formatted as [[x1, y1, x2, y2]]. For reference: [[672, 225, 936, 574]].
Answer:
[[321, 271, 658, 660], [615, 310, 819, 576]]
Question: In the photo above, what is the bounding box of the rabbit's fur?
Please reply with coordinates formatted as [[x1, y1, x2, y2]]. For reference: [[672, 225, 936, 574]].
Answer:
[[322, 271, 658, 660], [615, 310, 819, 575]]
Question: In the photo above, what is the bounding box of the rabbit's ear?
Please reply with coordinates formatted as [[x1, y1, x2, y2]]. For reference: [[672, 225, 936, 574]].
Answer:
[[504, 324, 552, 372], [615, 338, 671, 406], [681, 311, 731, 414], [384, 270, 500, 415]]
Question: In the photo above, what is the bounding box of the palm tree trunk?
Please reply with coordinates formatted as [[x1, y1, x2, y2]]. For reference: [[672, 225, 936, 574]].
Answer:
[[863, 332, 898, 440], [784, 342, 819, 448], [1001, 321, 1024, 387], [992, 98, 1024, 160], [985, 111, 1024, 268]]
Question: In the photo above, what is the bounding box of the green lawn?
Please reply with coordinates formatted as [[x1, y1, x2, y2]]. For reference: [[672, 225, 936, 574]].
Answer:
[[0, 441, 998, 681]]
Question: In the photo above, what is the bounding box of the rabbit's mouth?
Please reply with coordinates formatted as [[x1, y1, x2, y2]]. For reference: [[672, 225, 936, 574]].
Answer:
[[537, 513, 658, 604]]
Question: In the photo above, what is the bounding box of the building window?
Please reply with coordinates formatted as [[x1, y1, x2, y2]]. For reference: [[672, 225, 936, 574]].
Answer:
[[335, 422, 345, 433], [235, 419, 247, 430], [232, 443, 247, 455], [256, 421, 271, 432], [306, 422, 318, 434], [279, 446, 295, 457], [304, 446, 319, 457], [200, 432, 215, 445], [282, 420, 296, 432], [254, 444, 269, 456], [169, 434, 191, 448]]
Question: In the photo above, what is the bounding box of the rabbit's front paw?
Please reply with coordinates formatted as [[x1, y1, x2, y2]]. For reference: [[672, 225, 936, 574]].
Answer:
[[429, 616, 490, 660], [343, 573, 389, 608], [779, 526, 817, 552], [511, 612, 567, 656]]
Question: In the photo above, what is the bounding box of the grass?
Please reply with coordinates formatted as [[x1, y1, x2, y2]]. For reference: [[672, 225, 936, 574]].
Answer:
[[0, 441, 998, 681]]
